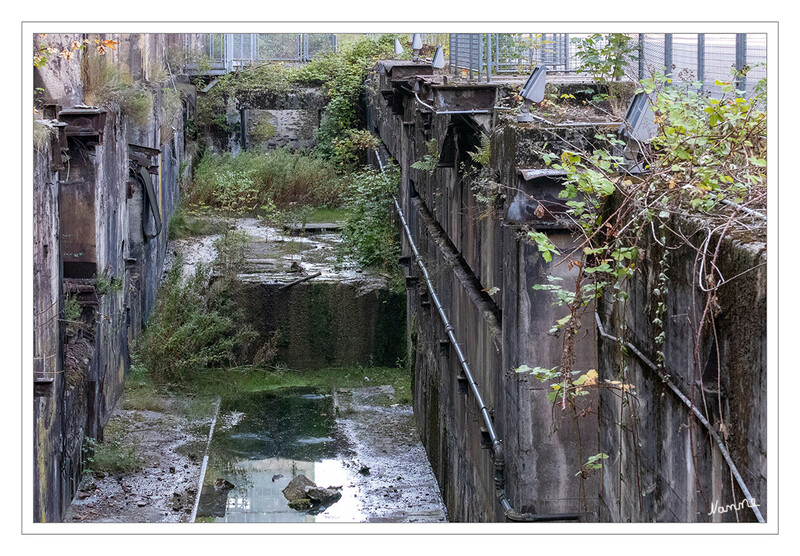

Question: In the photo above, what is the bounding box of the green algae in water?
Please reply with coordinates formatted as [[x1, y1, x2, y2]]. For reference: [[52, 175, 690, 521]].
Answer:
[[210, 386, 345, 462]]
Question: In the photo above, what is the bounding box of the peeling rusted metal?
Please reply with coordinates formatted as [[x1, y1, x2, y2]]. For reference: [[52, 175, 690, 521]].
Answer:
[[431, 84, 498, 113], [59, 106, 107, 145]]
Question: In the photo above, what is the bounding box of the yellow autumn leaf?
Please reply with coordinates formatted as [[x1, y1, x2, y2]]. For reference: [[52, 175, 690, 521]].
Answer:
[[668, 180, 676, 189]]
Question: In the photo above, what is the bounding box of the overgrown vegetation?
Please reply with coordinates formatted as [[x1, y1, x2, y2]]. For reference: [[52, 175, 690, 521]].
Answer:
[[195, 34, 402, 169], [187, 149, 342, 213], [572, 33, 640, 115], [33, 120, 54, 151], [515, 69, 767, 513], [411, 139, 439, 173], [135, 229, 258, 384], [168, 203, 229, 240], [339, 165, 401, 272], [186, 365, 412, 406], [81, 424, 143, 476], [81, 53, 164, 127]]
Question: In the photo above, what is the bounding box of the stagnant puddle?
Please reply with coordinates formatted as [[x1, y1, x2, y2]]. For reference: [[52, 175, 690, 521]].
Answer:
[[195, 386, 447, 523]]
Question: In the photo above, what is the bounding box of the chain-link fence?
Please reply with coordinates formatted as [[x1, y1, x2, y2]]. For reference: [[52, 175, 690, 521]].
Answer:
[[637, 33, 766, 97], [448, 33, 767, 97]]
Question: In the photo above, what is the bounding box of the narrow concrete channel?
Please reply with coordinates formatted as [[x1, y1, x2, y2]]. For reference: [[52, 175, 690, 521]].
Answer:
[[192, 219, 446, 522], [65, 218, 446, 523], [196, 385, 446, 522]]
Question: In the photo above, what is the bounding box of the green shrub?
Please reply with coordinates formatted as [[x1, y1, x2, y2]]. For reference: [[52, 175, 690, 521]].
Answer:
[[82, 430, 142, 476], [117, 88, 154, 127], [340, 165, 400, 271], [136, 252, 256, 385], [304, 35, 398, 167]]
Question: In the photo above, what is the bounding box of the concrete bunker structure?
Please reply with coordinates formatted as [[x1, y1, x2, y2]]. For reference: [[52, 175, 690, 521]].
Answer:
[[366, 59, 767, 522]]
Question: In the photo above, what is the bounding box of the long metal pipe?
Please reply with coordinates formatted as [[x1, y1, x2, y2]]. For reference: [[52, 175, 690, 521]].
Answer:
[[594, 312, 765, 523], [378, 149, 578, 522]]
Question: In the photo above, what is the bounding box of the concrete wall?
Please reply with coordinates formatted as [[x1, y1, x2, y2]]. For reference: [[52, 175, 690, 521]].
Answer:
[[366, 64, 767, 523], [32, 33, 192, 522], [200, 87, 326, 155], [235, 281, 405, 369], [33, 128, 64, 522], [367, 67, 601, 522], [596, 218, 767, 522]]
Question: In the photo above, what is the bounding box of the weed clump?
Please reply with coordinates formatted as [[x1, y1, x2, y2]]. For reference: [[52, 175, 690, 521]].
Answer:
[[82, 425, 143, 476], [81, 53, 159, 127], [136, 229, 258, 384], [187, 148, 342, 213]]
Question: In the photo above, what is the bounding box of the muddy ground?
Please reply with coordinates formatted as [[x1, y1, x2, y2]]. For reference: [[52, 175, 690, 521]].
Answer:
[[63, 396, 212, 523], [64, 384, 447, 523]]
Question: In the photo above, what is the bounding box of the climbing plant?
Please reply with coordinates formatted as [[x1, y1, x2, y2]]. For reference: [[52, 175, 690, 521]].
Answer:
[[514, 69, 767, 515], [572, 33, 639, 115]]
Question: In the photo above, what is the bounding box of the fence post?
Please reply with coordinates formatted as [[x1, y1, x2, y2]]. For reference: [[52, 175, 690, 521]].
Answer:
[[638, 34, 645, 80], [664, 33, 673, 79], [735, 33, 747, 95], [697, 33, 705, 93], [449, 34, 454, 75], [470, 34, 476, 80], [486, 33, 492, 83], [225, 34, 233, 72]]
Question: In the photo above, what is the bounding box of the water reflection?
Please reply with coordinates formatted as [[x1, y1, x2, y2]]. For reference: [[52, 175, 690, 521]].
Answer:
[[199, 457, 365, 523], [196, 387, 364, 522]]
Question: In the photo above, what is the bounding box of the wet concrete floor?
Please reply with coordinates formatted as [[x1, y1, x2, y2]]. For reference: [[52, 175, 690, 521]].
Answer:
[[196, 385, 447, 523]]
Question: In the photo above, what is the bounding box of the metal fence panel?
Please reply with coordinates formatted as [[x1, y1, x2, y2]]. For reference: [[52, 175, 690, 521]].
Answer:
[[183, 32, 767, 98]]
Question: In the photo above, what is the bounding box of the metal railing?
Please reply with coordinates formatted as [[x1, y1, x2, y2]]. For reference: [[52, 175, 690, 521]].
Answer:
[[181, 32, 767, 98], [449, 33, 574, 81], [448, 33, 767, 97], [183, 33, 336, 74]]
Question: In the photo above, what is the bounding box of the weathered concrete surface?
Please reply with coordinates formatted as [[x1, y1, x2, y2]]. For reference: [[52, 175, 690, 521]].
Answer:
[[33, 127, 64, 522], [33, 33, 191, 522], [232, 219, 406, 369], [63, 397, 210, 523], [596, 217, 767, 522], [200, 86, 326, 155], [334, 386, 448, 522], [367, 64, 605, 521], [369, 64, 767, 523]]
